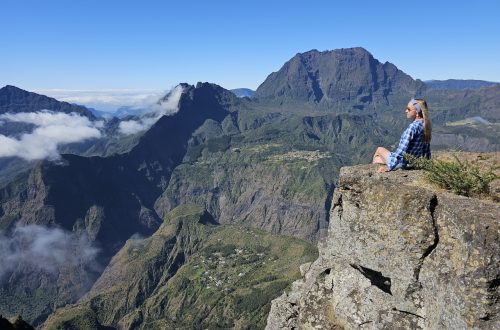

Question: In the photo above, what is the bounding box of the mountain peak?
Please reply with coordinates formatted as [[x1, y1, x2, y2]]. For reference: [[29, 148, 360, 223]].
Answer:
[[0, 85, 95, 119], [298, 46, 372, 56], [1, 84, 33, 96], [255, 47, 423, 111]]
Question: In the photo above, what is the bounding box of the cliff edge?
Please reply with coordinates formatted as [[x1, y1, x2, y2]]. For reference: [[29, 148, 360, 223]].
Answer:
[[266, 164, 499, 329]]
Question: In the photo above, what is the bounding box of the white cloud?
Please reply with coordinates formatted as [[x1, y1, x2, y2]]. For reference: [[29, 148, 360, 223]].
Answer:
[[118, 85, 184, 135], [0, 110, 95, 127], [118, 119, 151, 135], [35, 89, 167, 112], [0, 224, 99, 282], [0, 110, 102, 160]]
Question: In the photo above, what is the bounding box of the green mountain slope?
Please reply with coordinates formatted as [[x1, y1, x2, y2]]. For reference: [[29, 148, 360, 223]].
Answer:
[[43, 204, 317, 330], [155, 111, 390, 242], [0, 83, 237, 326]]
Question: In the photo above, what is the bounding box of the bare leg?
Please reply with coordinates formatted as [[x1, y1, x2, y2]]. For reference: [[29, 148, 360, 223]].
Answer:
[[372, 147, 391, 165]]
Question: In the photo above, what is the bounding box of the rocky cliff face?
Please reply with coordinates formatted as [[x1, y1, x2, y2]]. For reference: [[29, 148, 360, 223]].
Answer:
[[154, 113, 389, 243], [266, 164, 499, 329], [254, 47, 424, 111]]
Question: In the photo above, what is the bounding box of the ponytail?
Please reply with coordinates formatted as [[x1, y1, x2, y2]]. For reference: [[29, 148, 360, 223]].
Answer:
[[416, 99, 431, 143]]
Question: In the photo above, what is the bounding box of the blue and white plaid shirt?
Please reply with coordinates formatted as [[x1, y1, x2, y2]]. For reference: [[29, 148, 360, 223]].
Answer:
[[387, 120, 431, 170]]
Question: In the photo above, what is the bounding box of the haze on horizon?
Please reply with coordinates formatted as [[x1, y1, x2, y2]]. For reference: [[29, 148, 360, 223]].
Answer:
[[1, 0, 499, 102]]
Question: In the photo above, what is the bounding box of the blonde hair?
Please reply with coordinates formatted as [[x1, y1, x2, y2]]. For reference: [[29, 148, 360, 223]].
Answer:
[[415, 98, 431, 143]]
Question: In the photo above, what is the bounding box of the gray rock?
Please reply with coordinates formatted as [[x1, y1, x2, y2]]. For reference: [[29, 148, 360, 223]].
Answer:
[[266, 164, 499, 329]]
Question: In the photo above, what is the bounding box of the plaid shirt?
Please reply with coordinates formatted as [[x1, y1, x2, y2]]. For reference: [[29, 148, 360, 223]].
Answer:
[[387, 120, 431, 170]]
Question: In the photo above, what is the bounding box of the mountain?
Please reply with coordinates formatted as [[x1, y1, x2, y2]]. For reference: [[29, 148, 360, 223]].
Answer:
[[154, 111, 389, 242], [103, 105, 148, 118], [254, 47, 424, 111], [253, 47, 499, 151], [231, 88, 255, 98], [43, 204, 317, 329], [425, 79, 500, 90], [0, 86, 100, 187], [86, 107, 113, 118], [0, 85, 95, 119], [1, 47, 499, 327], [0, 83, 238, 243], [0, 83, 239, 325], [424, 84, 500, 123], [0, 80, 391, 326]]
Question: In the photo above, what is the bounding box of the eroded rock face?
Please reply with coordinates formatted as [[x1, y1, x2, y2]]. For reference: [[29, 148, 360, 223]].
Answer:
[[266, 164, 499, 329]]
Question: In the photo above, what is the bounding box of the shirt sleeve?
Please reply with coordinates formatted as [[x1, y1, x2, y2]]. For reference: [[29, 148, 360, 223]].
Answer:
[[387, 124, 415, 170]]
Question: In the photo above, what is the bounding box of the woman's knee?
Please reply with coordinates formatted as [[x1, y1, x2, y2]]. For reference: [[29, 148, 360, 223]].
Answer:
[[373, 155, 385, 164], [373, 147, 390, 164], [377, 147, 390, 157]]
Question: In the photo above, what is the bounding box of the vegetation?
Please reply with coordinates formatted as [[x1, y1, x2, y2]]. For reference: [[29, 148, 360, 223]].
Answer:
[[41, 306, 107, 330], [406, 153, 498, 197], [136, 224, 318, 329], [43, 205, 318, 330]]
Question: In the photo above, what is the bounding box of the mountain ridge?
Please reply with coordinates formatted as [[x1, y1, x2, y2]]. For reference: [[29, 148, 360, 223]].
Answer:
[[254, 47, 424, 111], [0, 83, 238, 326], [0, 85, 95, 120], [0, 47, 499, 327], [425, 79, 500, 90]]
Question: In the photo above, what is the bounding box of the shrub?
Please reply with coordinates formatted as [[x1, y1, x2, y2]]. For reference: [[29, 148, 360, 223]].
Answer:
[[405, 154, 498, 197]]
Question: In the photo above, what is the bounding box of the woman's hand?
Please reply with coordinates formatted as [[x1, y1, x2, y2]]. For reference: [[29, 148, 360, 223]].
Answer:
[[377, 166, 390, 173]]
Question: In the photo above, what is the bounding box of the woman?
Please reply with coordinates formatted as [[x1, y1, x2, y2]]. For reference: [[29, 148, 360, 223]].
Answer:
[[373, 98, 431, 173]]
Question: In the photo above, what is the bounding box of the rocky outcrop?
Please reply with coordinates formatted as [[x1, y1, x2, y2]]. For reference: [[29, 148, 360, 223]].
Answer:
[[266, 164, 499, 329]]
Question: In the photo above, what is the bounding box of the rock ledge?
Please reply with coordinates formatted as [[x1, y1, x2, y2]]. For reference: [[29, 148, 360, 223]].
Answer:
[[266, 164, 499, 329]]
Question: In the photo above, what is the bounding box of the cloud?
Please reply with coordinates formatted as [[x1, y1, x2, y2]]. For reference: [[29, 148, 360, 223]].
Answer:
[[118, 120, 151, 135], [0, 224, 100, 282], [118, 85, 184, 135], [0, 110, 102, 160], [34, 89, 167, 112]]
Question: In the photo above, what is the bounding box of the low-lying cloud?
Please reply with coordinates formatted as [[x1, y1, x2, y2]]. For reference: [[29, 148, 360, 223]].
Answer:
[[0, 224, 100, 282], [118, 85, 184, 135], [0, 110, 102, 160], [34, 89, 166, 112]]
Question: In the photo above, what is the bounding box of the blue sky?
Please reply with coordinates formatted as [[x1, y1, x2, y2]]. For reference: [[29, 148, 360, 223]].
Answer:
[[1, 0, 499, 93]]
